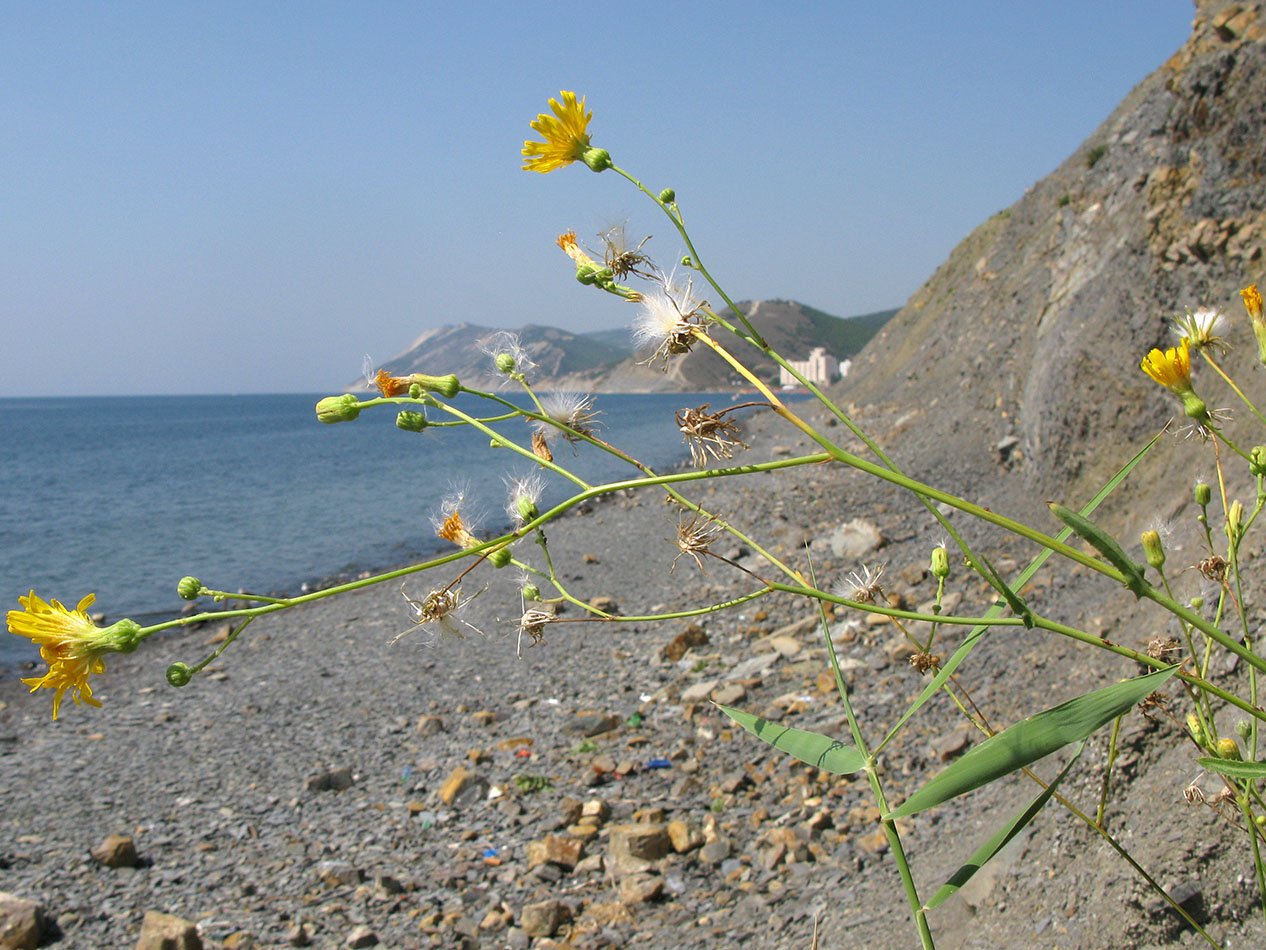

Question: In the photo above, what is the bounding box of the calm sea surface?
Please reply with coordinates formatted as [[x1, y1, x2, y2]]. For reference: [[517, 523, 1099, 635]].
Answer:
[[0, 392, 747, 667]]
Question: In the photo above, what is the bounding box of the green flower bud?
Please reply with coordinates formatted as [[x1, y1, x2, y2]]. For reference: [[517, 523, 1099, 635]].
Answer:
[[930, 546, 950, 579], [516, 495, 540, 524], [488, 546, 512, 568], [495, 352, 517, 374], [1228, 500, 1244, 542], [1186, 713, 1204, 746], [681, 256, 694, 268], [1236, 719, 1253, 741], [581, 146, 612, 172], [396, 410, 429, 432], [1140, 529, 1165, 570], [1195, 482, 1212, 506], [1217, 737, 1241, 760], [101, 618, 142, 654], [315, 394, 361, 424], [409, 382, 423, 398], [177, 576, 203, 601], [658, 188, 676, 203], [1190, 595, 1205, 610], [575, 262, 602, 285], [1180, 391, 1210, 424], [521, 583, 541, 602], [166, 663, 192, 687], [409, 374, 460, 399], [1252, 446, 1266, 477]]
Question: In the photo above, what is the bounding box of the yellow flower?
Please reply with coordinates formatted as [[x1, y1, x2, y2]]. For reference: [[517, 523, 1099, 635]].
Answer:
[[7, 592, 140, 719], [1140, 336, 1194, 393], [1243, 284, 1264, 324], [522, 91, 593, 173]]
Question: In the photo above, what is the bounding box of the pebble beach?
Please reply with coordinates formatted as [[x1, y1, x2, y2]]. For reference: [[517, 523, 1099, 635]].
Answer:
[[2, 404, 1261, 950]]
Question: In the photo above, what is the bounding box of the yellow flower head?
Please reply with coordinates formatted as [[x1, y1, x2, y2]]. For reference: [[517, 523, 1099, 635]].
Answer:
[[375, 368, 411, 397], [1243, 284, 1264, 325], [522, 91, 596, 173], [1140, 336, 1194, 394], [8, 591, 141, 719]]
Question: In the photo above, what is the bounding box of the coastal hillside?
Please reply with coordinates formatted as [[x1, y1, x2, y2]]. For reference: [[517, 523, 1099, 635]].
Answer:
[[839, 0, 1266, 519], [364, 302, 896, 393]]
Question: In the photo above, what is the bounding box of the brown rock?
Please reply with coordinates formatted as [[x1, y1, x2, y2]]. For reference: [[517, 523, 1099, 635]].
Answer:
[[661, 623, 709, 661], [562, 712, 620, 737], [618, 873, 664, 904], [858, 828, 890, 855], [931, 725, 973, 762], [344, 925, 378, 948], [666, 819, 704, 853], [581, 798, 610, 822], [519, 899, 569, 938], [470, 710, 497, 727], [0, 892, 45, 950], [91, 833, 138, 868], [711, 682, 747, 705], [526, 835, 585, 871], [135, 910, 203, 950], [589, 595, 619, 614], [438, 766, 484, 806], [415, 715, 445, 736]]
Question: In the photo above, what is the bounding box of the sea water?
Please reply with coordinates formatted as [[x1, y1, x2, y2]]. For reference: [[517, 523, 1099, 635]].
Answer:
[[0, 392, 749, 667]]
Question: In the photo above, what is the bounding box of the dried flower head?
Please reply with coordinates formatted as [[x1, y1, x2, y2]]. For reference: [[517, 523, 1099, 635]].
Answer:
[[599, 223, 656, 280], [479, 331, 536, 386], [534, 391, 600, 446], [531, 428, 553, 462], [676, 404, 749, 466], [431, 487, 484, 550], [1197, 553, 1229, 585], [1173, 308, 1229, 355], [909, 651, 941, 675], [632, 276, 708, 368], [1145, 636, 1181, 661], [395, 584, 485, 644], [8, 591, 143, 718], [671, 511, 724, 573], [516, 607, 556, 655], [522, 91, 596, 173], [838, 564, 888, 605], [505, 473, 546, 528]]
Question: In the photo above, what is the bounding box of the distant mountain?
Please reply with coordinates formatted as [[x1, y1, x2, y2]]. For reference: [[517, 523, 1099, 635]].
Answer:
[[359, 302, 895, 393]]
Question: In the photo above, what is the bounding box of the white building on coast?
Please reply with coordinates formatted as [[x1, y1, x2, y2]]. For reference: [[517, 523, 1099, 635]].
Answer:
[[779, 346, 844, 388]]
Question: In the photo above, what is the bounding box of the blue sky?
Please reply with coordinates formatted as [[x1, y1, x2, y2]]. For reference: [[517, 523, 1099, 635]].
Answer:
[[1, 1, 1192, 396]]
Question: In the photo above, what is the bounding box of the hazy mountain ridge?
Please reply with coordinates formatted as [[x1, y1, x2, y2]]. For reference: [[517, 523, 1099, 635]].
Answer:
[[361, 302, 896, 393]]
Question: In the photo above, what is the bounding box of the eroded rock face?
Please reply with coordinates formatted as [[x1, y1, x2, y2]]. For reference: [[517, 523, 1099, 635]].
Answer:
[[842, 1, 1266, 509]]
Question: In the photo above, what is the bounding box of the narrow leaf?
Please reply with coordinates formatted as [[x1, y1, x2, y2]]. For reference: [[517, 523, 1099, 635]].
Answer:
[[1196, 757, 1266, 780], [924, 742, 1085, 909], [717, 704, 866, 774], [887, 666, 1176, 819]]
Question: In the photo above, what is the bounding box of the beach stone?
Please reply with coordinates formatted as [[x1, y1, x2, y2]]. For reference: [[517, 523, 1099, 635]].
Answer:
[[661, 624, 709, 661], [711, 682, 746, 705], [931, 726, 973, 762], [619, 872, 664, 904], [725, 652, 780, 680], [828, 518, 884, 559], [305, 766, 354, 792], [680, 678, 719, 703], [589, 595, 619, 614], [471, 710, 497, 727], [667, 819, 704, 853], [316, 860, 360, 887], [284, 922, 311, 946], [768, 636, 801, 658], [0, 893, 45, 950], [699, 837, 732, 864], [519, 899, 569, 938], [526, 835, 584, 870], [135, 910, 202, 950], [91, 832, 138, 868], [562, 712, 620, 736], [415, 715, 445, 736], [581, 798, 610, 821], [345, 925, 378, 947], [608, 823, 671, 866], [438, 766, 480, 805]]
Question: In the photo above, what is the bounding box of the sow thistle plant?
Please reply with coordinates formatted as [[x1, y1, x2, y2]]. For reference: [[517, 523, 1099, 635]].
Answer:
[[8, 88, 1266, 947]]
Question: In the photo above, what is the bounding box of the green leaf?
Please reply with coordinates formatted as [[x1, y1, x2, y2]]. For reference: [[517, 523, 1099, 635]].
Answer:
[[924, 742, 1085, 910], [887, 666, 1177, 819], [717, 704, 866, 774], [1196, 757, 1266, 780]]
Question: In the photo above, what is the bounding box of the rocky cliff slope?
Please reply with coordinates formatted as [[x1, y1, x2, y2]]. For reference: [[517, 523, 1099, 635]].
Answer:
[[840, 0, 1266, 528]]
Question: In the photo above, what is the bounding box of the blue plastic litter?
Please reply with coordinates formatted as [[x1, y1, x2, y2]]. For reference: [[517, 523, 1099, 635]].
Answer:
[[646, 758, 671, 769]]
